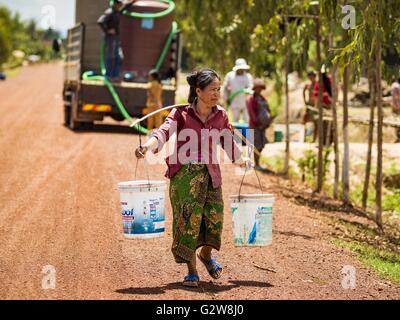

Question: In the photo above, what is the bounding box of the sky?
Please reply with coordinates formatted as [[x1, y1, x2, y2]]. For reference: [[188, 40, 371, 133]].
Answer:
[[0, 0, 75, 36]]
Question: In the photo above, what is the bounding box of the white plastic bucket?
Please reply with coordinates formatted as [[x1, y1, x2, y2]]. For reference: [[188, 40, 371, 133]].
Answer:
[[117, 180, 167, 239], [229, 194, 275, 246]]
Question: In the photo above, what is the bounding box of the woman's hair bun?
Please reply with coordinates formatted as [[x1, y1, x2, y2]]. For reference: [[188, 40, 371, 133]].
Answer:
[[186, 72, 198, 87]]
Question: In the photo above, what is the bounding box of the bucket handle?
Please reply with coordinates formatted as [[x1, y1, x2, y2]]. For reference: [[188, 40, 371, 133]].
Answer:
[[134, 158, 152, 191], [133, 124, 152, 191], [237, 164, 264, 203]]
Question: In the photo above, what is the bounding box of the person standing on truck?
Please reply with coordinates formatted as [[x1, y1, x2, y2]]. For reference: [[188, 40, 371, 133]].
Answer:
[[97, 0, 137, 81], [146, 69, 163, 132], [135, 68, 253, 287]]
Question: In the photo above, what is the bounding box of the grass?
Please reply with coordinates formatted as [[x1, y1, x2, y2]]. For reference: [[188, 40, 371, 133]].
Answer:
[[349, 182, 376, 209], [333, 239, 400, 285], [3, 66, 21, 79], [382, 190, 400, 216], [327, 214, 400, 285], [260, 154, 284, 173]]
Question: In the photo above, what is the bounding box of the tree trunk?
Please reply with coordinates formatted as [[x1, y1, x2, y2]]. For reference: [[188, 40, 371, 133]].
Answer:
[[342, 62, 350, 205], [316, 18, 324, 192], [362, 59, 375, 210], [332, 63, 340, 199], [329, 23, 340, 200], [375, 30, 383, 230], [283, 15, 290, 176]]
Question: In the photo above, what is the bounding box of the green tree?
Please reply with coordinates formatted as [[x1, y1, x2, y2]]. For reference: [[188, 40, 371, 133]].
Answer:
[[0, 6, 12, 67], [323, 0, 400, 229]]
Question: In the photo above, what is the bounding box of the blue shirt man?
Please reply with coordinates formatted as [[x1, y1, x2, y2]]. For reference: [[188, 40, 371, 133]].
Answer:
[[97, 0, 136, 80]]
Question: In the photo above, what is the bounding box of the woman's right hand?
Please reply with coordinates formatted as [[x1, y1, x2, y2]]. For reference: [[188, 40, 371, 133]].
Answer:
[[135, 146, 148, 159]]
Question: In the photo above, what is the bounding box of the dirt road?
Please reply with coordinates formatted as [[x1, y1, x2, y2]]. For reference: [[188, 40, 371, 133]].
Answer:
[[0, 64, 399, 300]]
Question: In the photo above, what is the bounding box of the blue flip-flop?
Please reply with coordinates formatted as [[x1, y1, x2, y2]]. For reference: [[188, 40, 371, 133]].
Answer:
[[183, 273, 200, 287], [197, 254, 223, 279]]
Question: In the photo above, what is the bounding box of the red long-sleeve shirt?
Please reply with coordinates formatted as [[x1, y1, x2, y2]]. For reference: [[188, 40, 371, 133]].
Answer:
[[313, 77, 332, 106], [246, 94, 271, 129], [150, 104, 242, 188]]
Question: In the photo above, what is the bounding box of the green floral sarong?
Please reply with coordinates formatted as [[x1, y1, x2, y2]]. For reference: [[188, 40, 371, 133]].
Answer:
[[170, 164, 224, 264]]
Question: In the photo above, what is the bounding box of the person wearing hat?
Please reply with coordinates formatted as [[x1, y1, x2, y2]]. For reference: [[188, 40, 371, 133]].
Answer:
[[98, 0, 137, 81], [223, 58, 254, 123], [246, 78, 272, 171]]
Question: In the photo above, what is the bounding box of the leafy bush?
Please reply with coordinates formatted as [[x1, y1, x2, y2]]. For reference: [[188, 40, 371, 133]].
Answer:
[[382, 190, 400, 215], [297, 147, 332, 186], [0, 6, 61, 69]]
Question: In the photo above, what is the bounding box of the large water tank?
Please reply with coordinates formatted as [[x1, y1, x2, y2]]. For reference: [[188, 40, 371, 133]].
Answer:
[[120, 1, 176, 82], [75, 0, 176, 82]]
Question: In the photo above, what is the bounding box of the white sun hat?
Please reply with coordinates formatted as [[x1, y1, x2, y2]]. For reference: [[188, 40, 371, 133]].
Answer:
[[232, 58, 250, 72]]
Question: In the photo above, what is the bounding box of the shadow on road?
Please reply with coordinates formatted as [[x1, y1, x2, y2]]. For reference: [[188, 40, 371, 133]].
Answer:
[[277, 185, 375, 222], [275, 229, 314, 240], [115, 280, 273, 295]]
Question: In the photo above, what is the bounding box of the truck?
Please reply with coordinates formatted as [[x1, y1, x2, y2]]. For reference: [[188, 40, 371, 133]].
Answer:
[[63, 0, 181, 130]]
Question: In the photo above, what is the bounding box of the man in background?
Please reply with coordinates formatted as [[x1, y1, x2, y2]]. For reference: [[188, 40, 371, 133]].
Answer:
[[223, 58, 253, 123], [302, 70, 317, 142], [98, 0, 136, 81]]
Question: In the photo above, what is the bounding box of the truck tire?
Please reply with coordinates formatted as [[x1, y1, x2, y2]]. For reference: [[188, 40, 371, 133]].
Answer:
[[69, 113, 81, 131], [64, 105, 71, 126], [110, 114, 125, 122], [69, 91, 82, 131]]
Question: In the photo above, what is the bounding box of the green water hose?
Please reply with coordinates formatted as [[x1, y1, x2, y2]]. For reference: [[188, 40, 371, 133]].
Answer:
[[155, 21, 178, 71], [83, 0, 178, 134], [226, 88, 254, 123], [121, 0, 176, 19], [228, 88, 254, 107]]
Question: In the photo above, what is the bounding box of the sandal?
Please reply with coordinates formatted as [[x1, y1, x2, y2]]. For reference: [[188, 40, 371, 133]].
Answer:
[[197, 253, 223, 279], [183, 273, 200, 287]]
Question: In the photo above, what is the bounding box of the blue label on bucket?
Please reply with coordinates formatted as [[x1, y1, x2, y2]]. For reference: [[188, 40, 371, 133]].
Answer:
[[121, 199, 165, 235], [122, 213, 165, 235], [122, 208, 136, 217], [248, 222, 257, 244], [118, 181, 167, 238], [232, 204, 273, 246]]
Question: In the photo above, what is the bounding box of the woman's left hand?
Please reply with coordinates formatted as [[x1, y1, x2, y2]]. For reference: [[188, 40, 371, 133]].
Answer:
[[239, 156, 254, 171], [135, 146, 148, 159]]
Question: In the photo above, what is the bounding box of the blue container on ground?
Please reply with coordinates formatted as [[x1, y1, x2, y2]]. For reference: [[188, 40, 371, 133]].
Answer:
[[233, 122, 253, 146]]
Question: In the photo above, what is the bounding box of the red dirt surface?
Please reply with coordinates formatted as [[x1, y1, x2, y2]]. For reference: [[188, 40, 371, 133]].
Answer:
[[0, 64, 399, 300]]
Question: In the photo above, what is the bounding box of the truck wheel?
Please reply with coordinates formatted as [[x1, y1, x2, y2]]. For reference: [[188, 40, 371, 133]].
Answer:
[[64, 105, 71, 126], [69, 114, 81, 131], [110, 114, 125, 122], [69, 92, 81, 131]]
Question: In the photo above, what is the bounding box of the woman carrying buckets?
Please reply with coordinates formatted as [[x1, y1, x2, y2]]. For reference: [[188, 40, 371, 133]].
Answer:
[[135, 68, 252, 287]]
